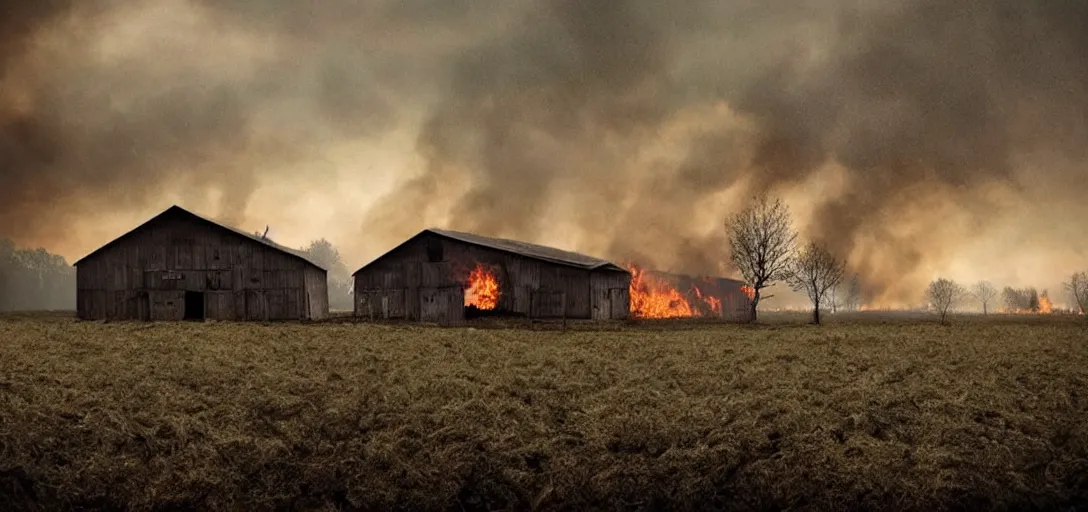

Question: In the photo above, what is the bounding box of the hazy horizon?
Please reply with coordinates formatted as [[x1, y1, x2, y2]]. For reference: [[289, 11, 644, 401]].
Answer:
[[3, 1, 1086, 310]]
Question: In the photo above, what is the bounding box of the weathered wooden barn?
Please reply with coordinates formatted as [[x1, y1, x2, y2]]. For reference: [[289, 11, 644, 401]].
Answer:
[[352, 229, 631, 324], [74, 205, 329, 321]]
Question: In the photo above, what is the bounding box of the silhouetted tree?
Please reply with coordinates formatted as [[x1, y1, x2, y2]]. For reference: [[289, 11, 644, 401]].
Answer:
[[972, 281, 997, 315], [927, 278, 966, 325], [787, 242, 846, 325], [725, 195, 797, 322], [1065, 272, 1088, 315]]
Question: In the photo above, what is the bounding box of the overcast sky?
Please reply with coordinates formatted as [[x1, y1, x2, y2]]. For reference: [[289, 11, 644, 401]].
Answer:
[[2, 0, 1086, 307]]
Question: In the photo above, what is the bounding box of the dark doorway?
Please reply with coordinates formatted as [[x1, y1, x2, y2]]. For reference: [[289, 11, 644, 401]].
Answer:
[[184, 291, 205, 320]]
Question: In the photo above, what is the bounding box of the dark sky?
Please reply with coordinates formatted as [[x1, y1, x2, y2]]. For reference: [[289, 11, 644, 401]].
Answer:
[[2, 0, 1086, 306]]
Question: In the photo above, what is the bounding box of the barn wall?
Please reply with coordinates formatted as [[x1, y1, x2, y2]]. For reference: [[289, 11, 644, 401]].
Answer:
[[76, 212, 325, 321], [718, 284, 754, 323], [353, 232, 630, 322]]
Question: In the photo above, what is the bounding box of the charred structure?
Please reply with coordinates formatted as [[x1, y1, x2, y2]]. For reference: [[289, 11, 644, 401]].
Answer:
[[74, 206, 329, 321], [352, 229, 631, 325], [629, 266, 754, 322]]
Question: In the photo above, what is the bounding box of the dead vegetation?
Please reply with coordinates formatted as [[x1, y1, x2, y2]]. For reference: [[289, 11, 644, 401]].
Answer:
[[1, 313, 1086, 511]]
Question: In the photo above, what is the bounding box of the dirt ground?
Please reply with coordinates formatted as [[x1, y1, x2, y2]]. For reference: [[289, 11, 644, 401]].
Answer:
[[1, 312, 1086, 511]]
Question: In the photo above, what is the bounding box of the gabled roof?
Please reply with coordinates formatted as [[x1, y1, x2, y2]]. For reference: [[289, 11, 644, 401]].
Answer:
[[73, 205, 327, 271], [353, 228, 629, 276]]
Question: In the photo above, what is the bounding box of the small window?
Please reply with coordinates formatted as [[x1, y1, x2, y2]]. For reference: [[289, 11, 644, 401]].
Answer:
[[426, 240, 443, 262]]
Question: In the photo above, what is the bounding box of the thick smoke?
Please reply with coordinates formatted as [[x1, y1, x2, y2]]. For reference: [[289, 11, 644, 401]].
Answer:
[[363, 0, 1088, 305], [2, 0, 1086, 306], [0, 0, 418, 246]]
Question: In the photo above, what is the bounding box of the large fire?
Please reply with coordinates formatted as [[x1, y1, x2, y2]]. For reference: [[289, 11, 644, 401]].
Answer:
[[740, 285, 755, 300], [627, 265, 736, 319], [465, 263, 500, 310], [628, 265, 694, 318]]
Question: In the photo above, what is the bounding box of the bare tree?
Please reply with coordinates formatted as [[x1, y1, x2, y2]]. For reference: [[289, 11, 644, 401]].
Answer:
[[786, 242, 846, 325], [725, 195, 798, 322], [927, 278, 967, 324], [972, 280, 997, 315], [1065, 272, 1088, 315]]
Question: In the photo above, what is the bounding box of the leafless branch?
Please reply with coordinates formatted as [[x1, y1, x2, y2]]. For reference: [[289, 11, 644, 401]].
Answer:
[[725, 195, 797, 322], [1064, 272, 1088, 315], [927, 278, 967, 325], [786, 242, 846, 325], [971, 281, 997, 315]]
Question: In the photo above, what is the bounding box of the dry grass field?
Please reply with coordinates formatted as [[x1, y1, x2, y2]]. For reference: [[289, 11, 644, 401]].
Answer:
[[1, 312, 1086, 511]]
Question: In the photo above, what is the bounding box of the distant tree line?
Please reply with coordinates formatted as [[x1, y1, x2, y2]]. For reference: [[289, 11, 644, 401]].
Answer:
[[724, 195, 1086, 326], [0, 239, 76, 311], [300, 238, 353, 312], [1002, 286, 1043, 312]]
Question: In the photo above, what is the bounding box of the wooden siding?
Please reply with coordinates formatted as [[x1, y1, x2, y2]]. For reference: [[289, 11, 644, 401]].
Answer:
[[75, 210, 327, 321], [420, 286, 465, 326], [303, 265, 330, 320], [719, 288, 754, 322], [354, 232, 631, 323], [590, 271, 631, 320]]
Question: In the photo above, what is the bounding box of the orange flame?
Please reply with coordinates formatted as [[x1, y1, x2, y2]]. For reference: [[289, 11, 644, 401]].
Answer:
[[1005, 293, 1054, 315], [740, 285, 755, 300], [1039, 294, 1053, 314], [628, 265, 695, 318], [693, 286, 722, 314], [465, 263, 500, 310]]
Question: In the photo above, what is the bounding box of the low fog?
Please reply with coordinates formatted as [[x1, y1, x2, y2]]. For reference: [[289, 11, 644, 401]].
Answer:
[[2, 0, 1087, 309]]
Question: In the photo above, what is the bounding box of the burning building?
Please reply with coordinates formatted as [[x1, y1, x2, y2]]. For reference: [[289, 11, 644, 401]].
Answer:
[[73, 205, 329, 321], [351, 229, 631, 324], [628, 266, 754, 322]]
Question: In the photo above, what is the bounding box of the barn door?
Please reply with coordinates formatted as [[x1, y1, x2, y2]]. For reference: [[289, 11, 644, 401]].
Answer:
[[609, 288, 629, 320]]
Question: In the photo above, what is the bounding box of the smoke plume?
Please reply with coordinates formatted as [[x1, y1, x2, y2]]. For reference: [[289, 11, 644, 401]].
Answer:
[[2, 0, 1087, 306]]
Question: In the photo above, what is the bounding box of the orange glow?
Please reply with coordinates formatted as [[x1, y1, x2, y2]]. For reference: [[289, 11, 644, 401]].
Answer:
[[740, 285, 755, 300], [465, 263, 500, 310], [1005, 292, 1054, 315], [1039, 294, 1053, 314], [693, 285, 722, 314], [628, 265, 695, 318]]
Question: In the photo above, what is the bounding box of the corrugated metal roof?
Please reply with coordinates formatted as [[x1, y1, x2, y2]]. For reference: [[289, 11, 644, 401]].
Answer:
[[73, 205, 327, 271], [353, 228, 629, 275]]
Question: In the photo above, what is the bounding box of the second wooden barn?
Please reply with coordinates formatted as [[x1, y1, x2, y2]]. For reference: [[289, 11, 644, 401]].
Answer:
[[352, 229, 631, 324]]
